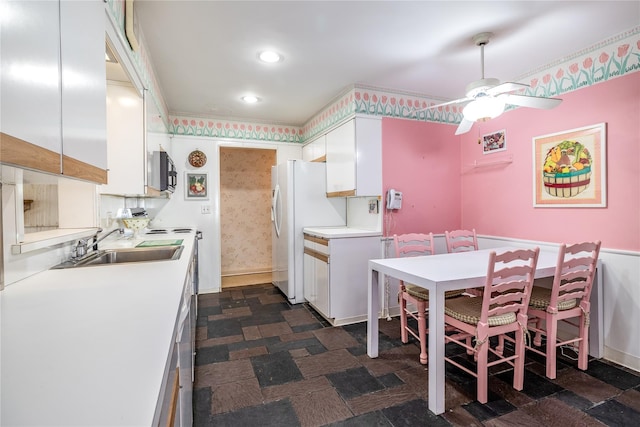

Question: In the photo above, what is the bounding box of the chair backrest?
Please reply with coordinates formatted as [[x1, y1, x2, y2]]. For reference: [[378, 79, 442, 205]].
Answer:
[[393, 233, 435, 258], [549, 241, 601, 311], [445, 229, 478, 253], [480, 248, 540, 325]]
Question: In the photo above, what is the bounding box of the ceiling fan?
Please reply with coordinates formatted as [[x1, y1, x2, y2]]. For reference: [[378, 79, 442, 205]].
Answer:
[[418, 32, 562, 135]]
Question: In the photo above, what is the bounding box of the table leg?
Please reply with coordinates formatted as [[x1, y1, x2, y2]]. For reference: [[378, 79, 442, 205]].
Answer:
[[427, 287, 445, 415], [367, 268, 379, 358]]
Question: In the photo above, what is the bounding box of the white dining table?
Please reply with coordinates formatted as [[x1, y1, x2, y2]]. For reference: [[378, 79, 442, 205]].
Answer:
[[366, 246, 560, 415]]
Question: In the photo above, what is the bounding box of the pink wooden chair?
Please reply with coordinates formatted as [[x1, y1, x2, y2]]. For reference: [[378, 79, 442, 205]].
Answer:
[[443, 247, 539, 404], [445, 229, 478, 253], [446, 229, 482, 296], [526, 241, 601, 379], [394, 233, 464, 365]]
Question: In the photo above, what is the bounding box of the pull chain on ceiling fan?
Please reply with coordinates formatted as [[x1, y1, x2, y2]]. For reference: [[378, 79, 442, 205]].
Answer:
[[415, 32, 562, 135]]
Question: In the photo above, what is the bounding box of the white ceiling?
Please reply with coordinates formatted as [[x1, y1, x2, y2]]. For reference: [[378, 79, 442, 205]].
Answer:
[[134, 0, 639, 126]]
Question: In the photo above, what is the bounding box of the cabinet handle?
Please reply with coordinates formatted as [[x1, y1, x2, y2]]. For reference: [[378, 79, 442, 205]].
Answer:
[[304, 234, 329, 246], [167, 367, 179, 427], [304, 247, 329, 263]]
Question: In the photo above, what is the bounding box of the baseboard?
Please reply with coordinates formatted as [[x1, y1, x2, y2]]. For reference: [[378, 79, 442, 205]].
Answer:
[[604, 346, 640, 373]]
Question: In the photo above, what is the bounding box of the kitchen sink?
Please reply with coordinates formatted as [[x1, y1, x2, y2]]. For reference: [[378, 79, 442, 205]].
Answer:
[[52, 246, 184, 269]]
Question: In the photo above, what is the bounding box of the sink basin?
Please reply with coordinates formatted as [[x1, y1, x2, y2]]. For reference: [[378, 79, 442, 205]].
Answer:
[[52, 246, 184, 269]]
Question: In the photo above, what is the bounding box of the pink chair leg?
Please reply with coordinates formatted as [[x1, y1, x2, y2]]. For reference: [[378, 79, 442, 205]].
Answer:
[[513, 327, 525, 391], [496, 335, 504, 356], [578, 314, 589, 371], [476, 342, 489, 404], [417, 300, 428, 365], [545, 313, 558, 380], [533, 317, 543, 347], [400, 292, 409, 344]]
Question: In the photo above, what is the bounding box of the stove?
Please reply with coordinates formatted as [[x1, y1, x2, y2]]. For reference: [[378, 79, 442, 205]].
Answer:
[[145, 228, 194, 235]]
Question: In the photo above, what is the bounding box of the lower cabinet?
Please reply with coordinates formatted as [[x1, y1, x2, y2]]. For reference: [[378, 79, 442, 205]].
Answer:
[[304, 233, 381, 325], [155, 247, 196, 426]]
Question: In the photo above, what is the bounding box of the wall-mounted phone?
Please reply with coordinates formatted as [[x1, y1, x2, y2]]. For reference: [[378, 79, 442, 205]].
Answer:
[[386, 189, 403, 210]]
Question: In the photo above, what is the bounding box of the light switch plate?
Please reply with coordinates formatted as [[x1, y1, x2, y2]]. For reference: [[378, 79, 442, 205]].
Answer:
[[201, 205, 212, 214]]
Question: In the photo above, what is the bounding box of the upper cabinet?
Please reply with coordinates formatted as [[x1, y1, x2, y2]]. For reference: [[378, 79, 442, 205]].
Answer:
[[0, 0, 107, 184], [1, 0, 62, 175], [302, 135, 326, 162], [325, 117, 382, 197], [100, 82, 145, 196], [59, 0, 107, 183]]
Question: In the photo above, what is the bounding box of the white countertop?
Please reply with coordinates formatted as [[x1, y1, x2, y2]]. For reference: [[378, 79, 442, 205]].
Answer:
[[0, 231, 195, 426], [303, 226, 382, 238]]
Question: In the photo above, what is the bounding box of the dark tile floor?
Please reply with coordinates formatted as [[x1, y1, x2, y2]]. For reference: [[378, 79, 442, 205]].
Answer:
[[194, 284, 640, 426]]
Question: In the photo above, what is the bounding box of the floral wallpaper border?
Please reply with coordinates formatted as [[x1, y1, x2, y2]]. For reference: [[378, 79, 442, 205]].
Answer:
[[105, 3, 639, 145]]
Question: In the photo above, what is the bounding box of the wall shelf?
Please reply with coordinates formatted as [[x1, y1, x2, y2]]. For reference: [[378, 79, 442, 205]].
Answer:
[[468, 155, 513, 169]]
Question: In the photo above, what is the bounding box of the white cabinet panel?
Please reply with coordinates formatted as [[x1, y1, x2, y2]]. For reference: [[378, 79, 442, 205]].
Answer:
[[100, 83, 144, 195], [302, 136, 326, 162], [325, 117, 382, 197], [1, 0, 62, 156], [326, 120, 356, 195], [60, 0, 107, 170]]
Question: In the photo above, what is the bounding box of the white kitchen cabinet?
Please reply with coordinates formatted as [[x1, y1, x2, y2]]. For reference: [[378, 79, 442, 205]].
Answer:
[[325, 116, 382, 197], [302, 135, 326, 162], [101, 82, 145, 195], [60, 0, 107, 175], [303, 233, 381, 325], [0, 0, 62, 175], [304, 235, 330, 316], [0, 0, 107, 183]]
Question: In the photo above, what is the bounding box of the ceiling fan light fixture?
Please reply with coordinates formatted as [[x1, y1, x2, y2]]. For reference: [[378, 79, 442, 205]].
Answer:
[[463, 96, 505, 122], [258, 50, 283, 63]]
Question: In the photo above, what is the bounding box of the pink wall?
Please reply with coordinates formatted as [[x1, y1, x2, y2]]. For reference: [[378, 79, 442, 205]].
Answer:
[[460, 73, 640, 251], [382, 73, 640, 250], [381, 118, 462, 236]]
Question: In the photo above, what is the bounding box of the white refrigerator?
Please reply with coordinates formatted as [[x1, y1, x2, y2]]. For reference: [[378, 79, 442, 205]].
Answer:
[[271, 160, 346, 304]]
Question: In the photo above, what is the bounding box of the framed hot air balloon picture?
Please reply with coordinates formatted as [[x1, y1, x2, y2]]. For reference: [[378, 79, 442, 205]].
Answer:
[[533, 123, 606, 208]]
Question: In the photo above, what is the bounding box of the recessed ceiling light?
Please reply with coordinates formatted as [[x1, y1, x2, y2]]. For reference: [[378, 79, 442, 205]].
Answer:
[[242, 95, 260, 104], [258, 50, 283, 63]]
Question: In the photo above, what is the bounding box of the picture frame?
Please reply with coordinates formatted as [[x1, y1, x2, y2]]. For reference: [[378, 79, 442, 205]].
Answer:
[[482, 129, 506, 154], [533, 123, 606, 208], [185, 172, 209, 200]]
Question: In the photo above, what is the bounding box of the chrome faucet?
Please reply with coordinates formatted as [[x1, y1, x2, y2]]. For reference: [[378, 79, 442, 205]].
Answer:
[[73, 228, 124, 259]]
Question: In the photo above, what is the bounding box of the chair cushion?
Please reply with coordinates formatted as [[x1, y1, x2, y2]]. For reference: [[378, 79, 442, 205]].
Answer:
[[529, 286, 577, 311], [445, 296, 516, 326], [404, 284, 463, 301]]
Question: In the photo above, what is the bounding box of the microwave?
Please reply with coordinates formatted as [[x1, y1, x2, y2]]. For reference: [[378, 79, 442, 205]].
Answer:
[[150, 151, 177, 193]]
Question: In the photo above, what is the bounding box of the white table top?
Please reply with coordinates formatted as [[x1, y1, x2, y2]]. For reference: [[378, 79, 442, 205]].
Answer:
[[0, 232, 195, 426]]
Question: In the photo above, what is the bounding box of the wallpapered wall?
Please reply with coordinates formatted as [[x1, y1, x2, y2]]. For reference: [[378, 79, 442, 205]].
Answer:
[[219, 147, 276, 276]]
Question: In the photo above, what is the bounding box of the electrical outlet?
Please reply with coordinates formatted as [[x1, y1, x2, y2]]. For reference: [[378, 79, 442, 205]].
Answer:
[[201, 205, 212, 214]]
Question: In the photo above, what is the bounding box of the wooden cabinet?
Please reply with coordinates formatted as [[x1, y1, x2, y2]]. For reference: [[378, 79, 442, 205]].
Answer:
[[304, 233, 381, 325], [0, 0, 107, 184], [325, 117, 382, 197]]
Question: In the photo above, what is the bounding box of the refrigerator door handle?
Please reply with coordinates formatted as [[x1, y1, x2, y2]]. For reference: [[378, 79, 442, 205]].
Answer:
[[272, 184, 282, 237]]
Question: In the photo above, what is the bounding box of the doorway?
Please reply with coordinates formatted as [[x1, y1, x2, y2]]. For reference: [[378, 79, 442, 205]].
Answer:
[[219, 147, 276, 288]]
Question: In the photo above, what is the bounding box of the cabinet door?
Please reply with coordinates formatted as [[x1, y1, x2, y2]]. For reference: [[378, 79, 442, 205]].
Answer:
[[354, 117, 382, 197], [315, 255, 330, 317], [0, 0, 62, 175], [60, 0, 107, 183], [326, 120, 356, 196], [303, 252, 317, 306], [100, 83, 144, 195], [303, 136, 326, 162]]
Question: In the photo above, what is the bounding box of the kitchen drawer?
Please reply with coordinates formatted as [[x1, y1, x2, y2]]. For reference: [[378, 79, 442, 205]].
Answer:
[[304, 234, 329, 256]]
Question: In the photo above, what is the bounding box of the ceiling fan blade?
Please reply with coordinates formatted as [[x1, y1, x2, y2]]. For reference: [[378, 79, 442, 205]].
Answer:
[[486, 82, 529, 96], [413, 97, 471, 113], [499, 94, 562, 109], [454, 118, 474, 135]]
